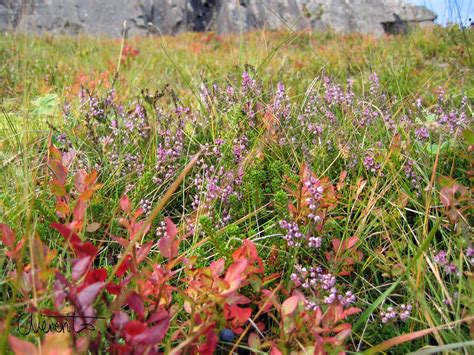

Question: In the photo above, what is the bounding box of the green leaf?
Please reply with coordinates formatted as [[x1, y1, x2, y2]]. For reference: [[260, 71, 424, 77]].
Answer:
[[425, 113, 437, 122], [424, 143, 439, 155], [424, 140, 452, 155], [462, 129, 474, 145], [31, 94, 59, 116]]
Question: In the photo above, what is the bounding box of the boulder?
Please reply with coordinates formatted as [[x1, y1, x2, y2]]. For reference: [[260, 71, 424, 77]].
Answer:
[[0, 0, 437, 37]]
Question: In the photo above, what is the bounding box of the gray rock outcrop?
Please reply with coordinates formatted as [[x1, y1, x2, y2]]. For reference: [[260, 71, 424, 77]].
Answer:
[[0, 0, 436, 37]]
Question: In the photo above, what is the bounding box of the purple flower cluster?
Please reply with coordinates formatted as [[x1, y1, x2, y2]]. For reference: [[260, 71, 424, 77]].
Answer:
[[155, 220, 166, 237], [140, 199, 152, 216], [153, 119, 185, 185], [279, 220, 322, 249], [438, 109, 469, 133], [467, 245, 474, 265], [191, 148, 241, 228], [369, 72, 380, 97], [304, 176, 324, 224], [232, 135, 249, 164], [241, 71, 260, 96], [199, 83, 211, 109], [323, 76, 347, 106], [272, 82, 291, 121], [308, 236, 322, 248], [404, 159, 421, 193], [380, 304, 412, 323], [433, 250, 460, 276], [433, 250, 447, 264], [363, 154, 380, 173], [297, 95, 324, 144], [443, 292, 459, 306], [279, 220, 304, 247], [357, 105, 379, 127], [290, 265, 356, 311], [415, 126, 430, 141], [87, 95, 105, 120], [383, 112, 396, 132]]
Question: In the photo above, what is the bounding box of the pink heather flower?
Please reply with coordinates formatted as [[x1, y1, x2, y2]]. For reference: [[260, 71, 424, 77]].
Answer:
[[415, 126, 429, 141], [433, 250, 447, 265], [241, 71, 259, 95], [381, 304, 412, 323], [467, 245, 474, 265], [155, 220, 166, 237], [308, 236, 322, 248], [363, 154, 380, 173], [369, 72, 380, 95], [399, 304, 412, 321], [139, 199, 152, 216], [444, 262, 459, 276], [279, 220, 304, 247], [304, 176, 325, 224], [416, 97, 422, 108]]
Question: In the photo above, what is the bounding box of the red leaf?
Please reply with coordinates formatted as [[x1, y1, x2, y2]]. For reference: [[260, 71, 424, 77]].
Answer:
[[51, 223, 81, 246], [281, 295, 301, 317], [50, 160, 68, 185], [55, 201, 70, 217], [72, 257, 91, 282], [111, 311, 129, 331], [77, 282, 104, 309], [111, 235, 129, 249], [0, 224, 14, 247], [73, 200, 86, 221], [49, 145, 62, 161], [86, 222, 101, 233], [332, 323, 352, 333], [136, 241, 153, 264], [332, 238, 341, 251], [85, 170, 98, 185], [116, 255, 132, 277], [106, 282, 121, 295], [79, 189, 94, 202], [165, 217, 177, 238], [148, 309, 169, 323], [127, 292, 144, 319], [345, 236, 359, 250], [124, 320, 147, 341], [53, 279, 67, 309], [222, 259, 248, 296], [133, 315, 170, 345], [225, 304, 251, 325], [200, 336, 218, 354], [158, 218, 179, 259], [62, 149, 76, 168], [131, 220, 150, 240], [270, 346, 283, 355], [74, 242, 97, 259], [120, 195, 131, 214], [74, 170, 87, 193], [50, 180, 67, 197], [322, 304, 343, 329], [8, 335, 37, 355], [232, 239, 264, 274], [85, 268, 108, 284], [335, 328, 352, 343], [210, 259, 225, 277], [344, 307, 362, 317], [198, 325, 218, 354]]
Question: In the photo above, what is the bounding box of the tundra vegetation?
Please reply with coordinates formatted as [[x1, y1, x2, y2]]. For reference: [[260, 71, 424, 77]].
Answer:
[[0, 26, 473, 354]]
